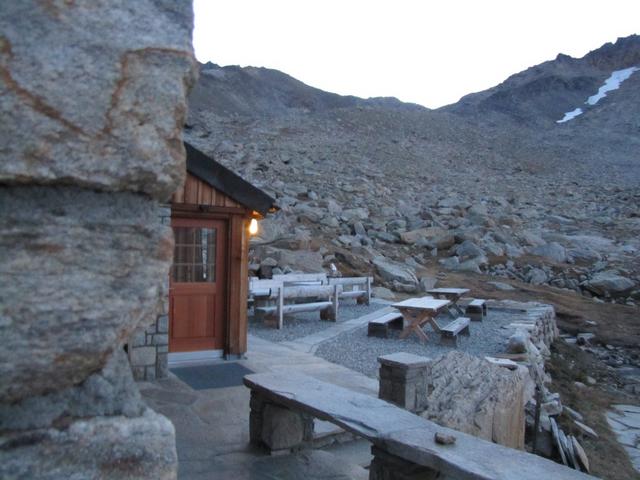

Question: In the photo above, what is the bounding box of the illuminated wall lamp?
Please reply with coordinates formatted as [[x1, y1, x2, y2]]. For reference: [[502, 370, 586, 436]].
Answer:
[[248, 218, 259, 236]]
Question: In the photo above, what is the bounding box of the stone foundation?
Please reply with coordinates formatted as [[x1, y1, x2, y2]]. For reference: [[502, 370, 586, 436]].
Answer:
[[249, 390, 314, 453], [128, 206, 171, 381], [369, 446, 443, 480]]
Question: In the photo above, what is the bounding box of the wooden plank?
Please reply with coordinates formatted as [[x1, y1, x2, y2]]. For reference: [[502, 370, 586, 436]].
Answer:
[[257, 301, 332, 315], [392, 297, 448, 310], [440, 317, 470, 336], [273, 273, 328, 285], [427, 288, 470, 295], [184, 174, 199, 204], [328, 276, 373, 286], [244, 373, 595, 480], [226, 214, 242, 355], [282, 285, 334, 300]]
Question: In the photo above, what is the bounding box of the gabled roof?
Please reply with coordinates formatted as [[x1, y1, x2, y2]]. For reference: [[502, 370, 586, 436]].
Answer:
[[184, 142, 277, 217]]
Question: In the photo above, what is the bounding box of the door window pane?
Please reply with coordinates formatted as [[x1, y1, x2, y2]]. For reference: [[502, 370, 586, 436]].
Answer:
[[172, 226, 216, 282]]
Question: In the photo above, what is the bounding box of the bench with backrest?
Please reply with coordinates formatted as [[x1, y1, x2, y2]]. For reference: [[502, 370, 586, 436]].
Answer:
[[327, 276, 373, 305], [272, 272, 328, 286], [250, 278, 341, 329], [465, 298, 488, 321], [244, 372, 595, 480]]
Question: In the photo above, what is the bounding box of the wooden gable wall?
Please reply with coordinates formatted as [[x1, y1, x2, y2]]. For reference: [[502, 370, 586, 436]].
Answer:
[[172, 172, 243, 209]]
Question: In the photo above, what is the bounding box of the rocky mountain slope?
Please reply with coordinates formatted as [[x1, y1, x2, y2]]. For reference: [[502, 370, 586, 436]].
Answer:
[[185, 35, 640, 313]]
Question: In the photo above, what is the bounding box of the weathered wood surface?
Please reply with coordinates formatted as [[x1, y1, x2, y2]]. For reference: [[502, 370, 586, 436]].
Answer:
[[392, 297, 449, 311], [244, 373, 595, 480], [256, 301, 332, 315], [328, 276, 373, 286], [427, 288, 470, 296], [367, 307, 404, 338], [440, 317, 470, 336], [173, 172, 242, 208], [272, 273, 328, 285]]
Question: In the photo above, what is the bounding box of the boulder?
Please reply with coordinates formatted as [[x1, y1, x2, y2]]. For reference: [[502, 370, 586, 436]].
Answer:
[[455, 240, 486, 261], [373, 257, 418, 287], [0, 188, 172, 404], [400, 227, 446, 245], [0, 1, 197, 201], [529, 242, 568, 263], [276, 249, 324, 273], [0, 1, 195, 476], [583, 271, 636, 297], [526, 268, 548, 285], [419, 352, 527, 449], [507, 329, 529, 354], [372, 286, 396, 300]]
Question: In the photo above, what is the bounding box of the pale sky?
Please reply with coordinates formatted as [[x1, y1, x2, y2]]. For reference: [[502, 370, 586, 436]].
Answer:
[[193, 0, 639, 109]]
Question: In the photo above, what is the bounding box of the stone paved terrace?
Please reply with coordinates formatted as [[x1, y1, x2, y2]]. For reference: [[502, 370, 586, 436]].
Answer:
[[137, 301, 583, 480], [138, 335, 376, 479]]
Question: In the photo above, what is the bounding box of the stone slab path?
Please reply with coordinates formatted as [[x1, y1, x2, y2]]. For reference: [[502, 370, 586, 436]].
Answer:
[[138, 334, 377, 479], [607, 404, 640, 473]]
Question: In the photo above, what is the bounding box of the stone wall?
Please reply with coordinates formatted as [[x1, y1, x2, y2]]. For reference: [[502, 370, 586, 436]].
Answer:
[[128, 206, 172, 381], [0, 2, 197, 478]]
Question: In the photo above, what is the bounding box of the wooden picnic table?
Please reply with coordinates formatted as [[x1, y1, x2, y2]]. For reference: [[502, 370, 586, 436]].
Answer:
[[426, 288, 470, 317], [391, 296, 451, 343]]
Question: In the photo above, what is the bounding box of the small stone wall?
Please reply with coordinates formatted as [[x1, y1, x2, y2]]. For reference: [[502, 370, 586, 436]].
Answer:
[[127, 206, 171, 381]]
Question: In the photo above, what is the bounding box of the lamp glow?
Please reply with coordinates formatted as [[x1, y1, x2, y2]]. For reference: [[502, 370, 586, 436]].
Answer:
[[248, 218, 259, 235]]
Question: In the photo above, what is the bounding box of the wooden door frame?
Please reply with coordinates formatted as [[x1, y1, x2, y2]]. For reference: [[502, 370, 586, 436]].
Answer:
[[168, 216, 229, 353]]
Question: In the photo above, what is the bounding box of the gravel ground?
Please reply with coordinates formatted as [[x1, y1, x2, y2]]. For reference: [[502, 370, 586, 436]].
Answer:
[[315, 310, 517, 378], [248, 301, 384, 343]]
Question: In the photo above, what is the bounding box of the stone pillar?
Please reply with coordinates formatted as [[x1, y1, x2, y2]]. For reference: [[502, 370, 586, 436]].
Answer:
[[249, 391, 314, 454], [378, 353, 432, 413], [0, 1, 197, 478]]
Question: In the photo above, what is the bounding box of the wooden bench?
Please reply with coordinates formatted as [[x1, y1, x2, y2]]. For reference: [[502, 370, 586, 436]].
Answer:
[[465, 298, 487, 322], [439, 316, 470, 347], [366, 307, 404, 338], [328, 276, 373, 305], [244, 372, 594, 480], [252, 280, 341, 329], [272, 272, 328, 286]]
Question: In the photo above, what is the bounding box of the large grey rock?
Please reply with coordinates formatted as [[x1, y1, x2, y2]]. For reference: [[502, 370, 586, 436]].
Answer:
[[506, 330, 529, 354], [0, 408, 177, 480], [455, 240, 486, 261], [0, 0, 197, 201], [400, 227, 446, 245], [419, 352, 527, 449], [0, 187, 172, 404], [0, 349, 142, 431], [529, 242, 568, 263], [526, 267, 548, 285], [373, 257, 418, 287], [277, 249, 324, 272], [583, 270, 636, 297]]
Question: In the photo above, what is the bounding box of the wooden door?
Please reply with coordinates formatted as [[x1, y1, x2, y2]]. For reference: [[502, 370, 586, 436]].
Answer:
[[169, 217, 227, 352]]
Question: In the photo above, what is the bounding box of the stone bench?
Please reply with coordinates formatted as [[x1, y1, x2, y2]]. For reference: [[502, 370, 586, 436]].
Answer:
[[439, 316, 470, 346], [466, 298, 487, 321], [243, 372, 595, 480], [366, 307, 404, 338]]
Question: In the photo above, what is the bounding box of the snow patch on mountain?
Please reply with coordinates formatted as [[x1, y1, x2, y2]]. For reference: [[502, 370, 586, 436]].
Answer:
[[586, 66, 639, 106], [556, 108, 583, 124], [557, 66, 639, 123]]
